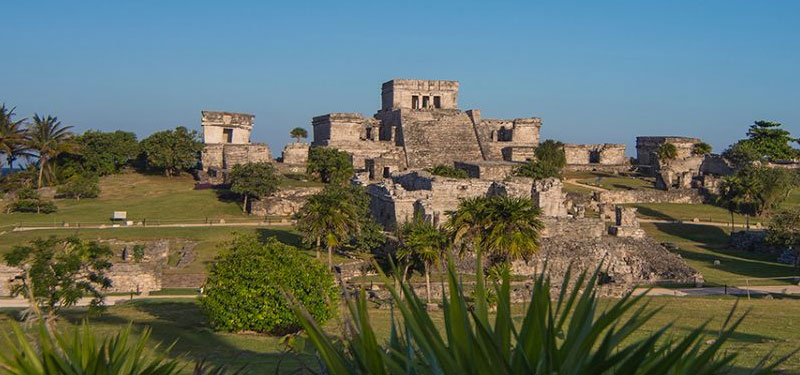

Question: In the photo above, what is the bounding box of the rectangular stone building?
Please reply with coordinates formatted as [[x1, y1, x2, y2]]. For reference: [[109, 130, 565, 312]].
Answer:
[[200, 111, 271, 180]]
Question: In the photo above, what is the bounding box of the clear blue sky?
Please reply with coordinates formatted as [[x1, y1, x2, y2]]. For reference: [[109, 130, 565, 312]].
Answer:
[[2, 1, 798, 157]]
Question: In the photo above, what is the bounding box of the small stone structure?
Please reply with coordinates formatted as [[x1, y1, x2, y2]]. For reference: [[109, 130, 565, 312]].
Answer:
[[564, 144, 628, 172], [609, 206, 645, 238], [531, 178, 568, 217], [200, 111, 271, 184], [249, 186, 324, 217], [312, 79, 542, 174], [281, 142, 310, 165], [454, 160, 519, 180]]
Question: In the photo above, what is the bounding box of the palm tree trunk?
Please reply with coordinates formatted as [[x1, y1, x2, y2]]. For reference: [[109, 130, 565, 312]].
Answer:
[[242, 194, 248, 213], [316, 237, 321, 259], [328, 244, 333, 270], [425, 262, 431, 304], [746, 214, 750, 231], [37, 157, 46, 188]]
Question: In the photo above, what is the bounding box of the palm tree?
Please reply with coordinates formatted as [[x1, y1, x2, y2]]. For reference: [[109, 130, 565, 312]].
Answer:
[[27, 114, 78, 188], [445, 196, 489, 255], [398, 216, 450, 303], [0, 104, 29, 172], [296, 188, 359, 269], [481, 195, 544, 262], [717, 176, 740, 231]]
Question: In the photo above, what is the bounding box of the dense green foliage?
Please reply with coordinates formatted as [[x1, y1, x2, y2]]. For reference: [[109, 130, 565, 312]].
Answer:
[[140, 126, 203, 176], [0, 104, 30, 171], [27, 114, 79, 188], [291, 253, 792, 374], [724, 121, 798, 164], [290, 127, 308, 142], [0, 322, 181, 375], [426, 165, 469, 179], [296, 186, 361, 267], [692, 141, 713, 155], [7, 188, 58, 214], [514, 139, 566, 179], [3, 237, 112, 318], [56, 130, 139, 179], [228, 162, 280, 211], [657, 142, 678, 161], [447, 195, 543, 263], [718, 167, 798, 226], [201, 235, 337, 335], [306, 146, 354, 184], [767, 208, 800, 265], [56, 174, 100, 200]]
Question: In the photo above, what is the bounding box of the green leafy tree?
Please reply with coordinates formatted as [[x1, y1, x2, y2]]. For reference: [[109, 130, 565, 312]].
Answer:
[[767, 208, 800, 268], [27, 114, 79, 188], [514, 139, 566, 179], [722, 141, 762, 169], [307, 146, 354, 184], [200, 234, 337, 335], [296, 186, 360, 268], [56, 174, 101, 200], [290, 127, 308, 142], [0, 104, 30, 172], [8, 187, 58, 214], [740, 120, 798, 161], [426, 165, 469, 179], [228, 162, 280, 212], [398, 216, 449, 303], [140, 126, 203, 177], [57, 130, 140, 177], [657, 142, 678, 161], [692, 141, 713, 155], [290, 253, 793, 374], [3, 237, 113, 322], [446, 196, 488, 255], [480, 195, 544, 263]]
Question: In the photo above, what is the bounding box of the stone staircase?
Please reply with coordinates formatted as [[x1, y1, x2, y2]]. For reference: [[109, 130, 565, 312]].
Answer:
[[400, 109, 484, 168]]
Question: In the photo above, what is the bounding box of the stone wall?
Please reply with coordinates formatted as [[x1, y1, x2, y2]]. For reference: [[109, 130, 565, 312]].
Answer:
[[381, 79, 459, 111], [594, 188, 703, 204], [201, 111, 254, 144], [281, 142, 309, 165], [532, 178, 568, 217], [540, 217, 605, 239], [201, 143, 271, 172], [249, 186, 324, 217], [564, 144, 627, 165], [454, 161, 519, 180], [635, 136, 700, 167]]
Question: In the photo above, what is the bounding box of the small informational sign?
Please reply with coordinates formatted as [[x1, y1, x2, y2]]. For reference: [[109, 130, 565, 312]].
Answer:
[[112, 211, 127, 221]]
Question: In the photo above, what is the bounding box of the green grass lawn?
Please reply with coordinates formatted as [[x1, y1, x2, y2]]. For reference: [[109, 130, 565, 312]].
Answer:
[[2, 296, 798, 373], [640, 222, 798, 286], [0, 173, 250, 227], [563, 171, 656, 191]]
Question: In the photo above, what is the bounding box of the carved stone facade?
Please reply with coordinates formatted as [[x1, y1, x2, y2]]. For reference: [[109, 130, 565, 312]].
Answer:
[[564, 144, 628, 172], [609, 206, 646, 238], [531, 178, 568, 217], [312, 79, 541, 174]]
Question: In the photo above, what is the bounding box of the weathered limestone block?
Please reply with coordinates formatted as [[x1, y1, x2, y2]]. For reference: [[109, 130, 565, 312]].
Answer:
[[249, 187, 324, 217], [609, 206, 645, 238], [541, 217, 604, 239], [281, 142, 309, 165], [564, 144, 627, 165], [531, 178, 568, 217], [0, 264, 19, 297], [594, 189, 703, 205]]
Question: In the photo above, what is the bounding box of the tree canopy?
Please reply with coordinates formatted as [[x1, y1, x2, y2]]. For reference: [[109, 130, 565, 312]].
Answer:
[[290, 127, 308, 142], [724, 120, 798, 164], [57, 130, 139, 178], [228, 162, 280, 212], [139, 126, 203, 176], [514, 139, 566, 179], [427, 164, 469, 179], [306, 146, 354, 184]]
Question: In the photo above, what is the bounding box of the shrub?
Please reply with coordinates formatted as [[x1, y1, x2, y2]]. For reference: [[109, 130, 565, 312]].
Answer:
[[140, 126, 203, 176], [693, 141, 713, 155], [201, 234, 337, 335], [306, 147, 354, 184], [514, 139, 566, 179], [56, 174, 100, 200], [426, 165, 468, 179], [9, 199, 58, 214], [228, 162, 280, 211], [657, 142, 678, 161]]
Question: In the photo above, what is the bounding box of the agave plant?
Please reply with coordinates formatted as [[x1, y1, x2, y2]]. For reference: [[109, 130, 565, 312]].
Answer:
[[0, 322, 181, 375], [290, 251, 795, 374]]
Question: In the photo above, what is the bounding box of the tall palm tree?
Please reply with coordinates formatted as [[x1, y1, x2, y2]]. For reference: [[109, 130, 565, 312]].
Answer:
[[296, 188, 359, 269], [481, 195, 544, 262], [445, 196, 489, 255], [398, 216, 450, 303], [717, 176, 740, 231], [27, 114, 78, 188], [0, 104, 29, 172]]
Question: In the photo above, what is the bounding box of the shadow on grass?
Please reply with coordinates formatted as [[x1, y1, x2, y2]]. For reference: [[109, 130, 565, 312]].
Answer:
[[636, 206, 677, 221], [653, 223, 797, 284], [257, 228, 303, 248]]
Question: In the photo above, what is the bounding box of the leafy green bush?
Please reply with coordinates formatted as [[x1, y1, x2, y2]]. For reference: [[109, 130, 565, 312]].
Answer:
[[228, 162, 280, 211], [657, 142, 678, 160], [56, 174, 100, 200], [514, 139, 566, 179], [201, 235, 337, 335], [306, 147, 354, 184], [9, 199, 58, 214], [291, 254, 794, 374], [140, 126, 203, 176], [692, 141, 713, 155], [426, 165, 469, 179]]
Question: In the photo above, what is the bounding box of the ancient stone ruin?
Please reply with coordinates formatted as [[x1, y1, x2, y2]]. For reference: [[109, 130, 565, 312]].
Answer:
[[199, 110, 271, 184]]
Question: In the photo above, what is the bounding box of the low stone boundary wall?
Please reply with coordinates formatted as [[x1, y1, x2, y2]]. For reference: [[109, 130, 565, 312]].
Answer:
[[594, 188, 703, 204]]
